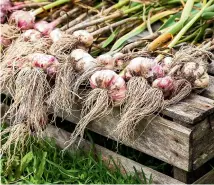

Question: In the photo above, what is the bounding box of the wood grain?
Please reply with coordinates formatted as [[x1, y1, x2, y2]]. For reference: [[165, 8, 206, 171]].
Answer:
[[193, 170, 214, 184], [173, 167, 190, 183], [163, 94, 214, 124], [191, 114, 214, 170], [57, 107, 192, 171], [44, 125, 184, 184]]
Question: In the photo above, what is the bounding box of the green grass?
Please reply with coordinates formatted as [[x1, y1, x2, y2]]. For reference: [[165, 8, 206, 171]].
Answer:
[[1, 124, 152, 184]]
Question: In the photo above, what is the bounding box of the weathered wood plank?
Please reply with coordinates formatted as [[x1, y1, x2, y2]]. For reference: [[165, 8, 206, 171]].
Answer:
[[193, 170, 214, 184], [57, 108, 192, 171], [173, 164, 211, 184], [192, 114, 214, 170], [163, 94, 214, 124], [173, 167, 189, 183], [2, 74, 214, 126], [44, 125, 184, 184]]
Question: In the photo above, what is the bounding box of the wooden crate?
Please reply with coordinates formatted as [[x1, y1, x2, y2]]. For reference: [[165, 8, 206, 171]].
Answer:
[[55, 62, 214, 184], [1, 63, 214, 183], [44, 125, 185, 184]]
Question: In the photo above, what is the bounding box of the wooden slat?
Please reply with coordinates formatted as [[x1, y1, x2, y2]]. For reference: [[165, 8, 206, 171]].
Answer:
[[162, 94, 214, 124], [191, 113, 214, 170], [44, 125, 184, 184], [173, 167, 189, 183], [193, 170, 214, 184], [2, 74, 214, 126], [51, 79, 214, 127], [56, 108, 192, 171]]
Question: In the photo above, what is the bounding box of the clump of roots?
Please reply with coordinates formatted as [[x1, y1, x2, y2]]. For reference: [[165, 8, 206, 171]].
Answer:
[[3, 67, 50, 131], [0, 123, 30, 168], [169, 45, 213, 82], [165, 79, 192, 106], [48, 59, 77, 118], [72, 67, 100, 102], [114, 77, 164, 143], [0, 24, 20, 41], [0, 67, 17, 96], [1, 37, 50, 66], [173, 45, 213, 65], [49, 34, 81, 60], [1, 67, 49, 164], [64, 88, 112, 150]]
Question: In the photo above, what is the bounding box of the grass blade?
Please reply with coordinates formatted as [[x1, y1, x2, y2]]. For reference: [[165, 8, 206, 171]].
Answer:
[[35, 151, 47, 180], [16, 151, 33, 179]]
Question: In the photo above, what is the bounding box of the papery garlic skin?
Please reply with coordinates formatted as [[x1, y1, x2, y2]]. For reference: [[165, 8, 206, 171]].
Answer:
[[193, 73, 209, 89], [90, 70, 127, 103], [123, 57, 155, 80], [50, 28, 62, 43], [113, 52, 125, 68], [34, 21, 54, 35], [22, 29, 42, 42], [75, 55, 97, 73], [162, 57, 173, 73], [10, 10, 35, 30], [152, 76, 174, 98], [97, 54, 115, 69], [27, 53, 59, 70], [71, 49, 91, 61], [73, 30, 93, 47], [151, 64, 165, 79], [90, 70, 116, 89]]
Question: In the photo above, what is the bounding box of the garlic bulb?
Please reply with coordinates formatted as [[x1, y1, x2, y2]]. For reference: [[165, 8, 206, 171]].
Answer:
[[193, 73, 209, 89], [9, 10, 35, 30], [90, 70, 116, 89], [27, 53, 59, 70], [71, 49, 91, 61], [22, 29, 42, 42], [109, 75, 126, 102], [75, 55, 97, 73], [162, 57, 173, 73], [97, 54, 115, 69], [151, 64, 165, 79], [124, 57, 155, 80], [50, 28, 62, 43], [182, 62, 206, 80], [0, 0, 11, 23], [73, 30, 93, 47], [113, 52, 125, 68], [34, 20, 54, 35], [152, 76, 174, 98], [90, 70, 126, 103]]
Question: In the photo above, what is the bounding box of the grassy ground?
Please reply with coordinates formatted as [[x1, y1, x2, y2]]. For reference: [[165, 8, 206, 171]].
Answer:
[[1, 124, 152, 184]]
